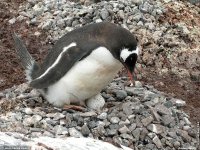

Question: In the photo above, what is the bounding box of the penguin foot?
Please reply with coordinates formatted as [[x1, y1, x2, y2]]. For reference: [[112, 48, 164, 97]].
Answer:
[[62, 105, 86, 111]]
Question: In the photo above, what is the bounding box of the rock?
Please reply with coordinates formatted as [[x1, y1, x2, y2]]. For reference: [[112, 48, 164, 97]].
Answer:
[[118, 10, 125, 19], [81, 124, 90, 137], [183, 117, 191, 125], [171, 98, 186, 107], [97, 112, 107, 120], [174, 141, 181, 149], [177, 129, 191, 142], [132, 128, 140, 141], [147, 124, 165, 134], [152, 135, 163, 149], [155, 104, 171, 115], [79, 111, 97, 117], [110, 117, 120, 124], [69, 127, 83, 138], [143, 91, 156, 101], [23, 108, 33, 115], [119, 126, 130, 134], [139, 1, 153, 13], [8, 18, 16, 24], [135, 81, 142, 88], [162, 115, 174, 126], [100, 9, 109, 20], [122, 102, 133, 115], [141, 115, 154, 126], [53, 113, 65, 120], [115, 90, 127, 100], [86, 94, 105, 110]]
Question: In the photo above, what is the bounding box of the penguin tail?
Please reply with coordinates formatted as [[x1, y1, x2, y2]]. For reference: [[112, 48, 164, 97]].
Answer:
[[13, 33, 39, 82]]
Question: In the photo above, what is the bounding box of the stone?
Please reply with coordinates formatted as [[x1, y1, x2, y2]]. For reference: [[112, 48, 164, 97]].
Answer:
[[120, 133, 133, 140], [100, 9, 109, 20], [69, 128, 83, 138], [149, 106, 161, 121], [143, 91, 156, 101], [162, 115, 174, 126], [24, 108, 33, 115], [125, 87, 144, 96], [152, 135, 163, 149], [122, 102, 133, 115], [183, 117, 191, 125], [141, 115, 154, 126], [155, 104, 171, 115], [118, 10, 125, 19], [177, 129, 191, 142], [97, 112, 107, 120], [171, 98, 186, 107], [132, 128, 140, 141], [174, 141, 181, 149], [79, 111, 97, 117], [53, 113, 65, 120], [135, 81, 142, 88], [81, 124, 90, 137], [115, 90, 127, 100], [110, 117, 120, 124], [8, 18, 16, 24], [86, 94, 105, 110], [147, 124, 165, 134], [119, 126, 130, 134]]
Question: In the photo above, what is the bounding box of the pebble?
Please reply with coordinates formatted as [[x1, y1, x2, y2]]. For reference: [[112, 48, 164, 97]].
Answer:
[[141, 115, 154, 126], [147, 124, 165, 134], [110, 117, 120, 124], [69, 128, 83, 138]]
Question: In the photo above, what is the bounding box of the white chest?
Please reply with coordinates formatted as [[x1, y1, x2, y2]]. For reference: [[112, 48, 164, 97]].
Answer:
[[45, 47, 122, 107]]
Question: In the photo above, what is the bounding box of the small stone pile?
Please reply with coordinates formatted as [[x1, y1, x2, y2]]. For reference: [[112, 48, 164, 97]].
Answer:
[[0, 78, 198, 149]]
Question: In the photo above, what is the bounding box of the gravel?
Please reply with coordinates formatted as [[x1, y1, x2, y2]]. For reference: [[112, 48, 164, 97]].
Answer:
[[0, 78, 198, 149]]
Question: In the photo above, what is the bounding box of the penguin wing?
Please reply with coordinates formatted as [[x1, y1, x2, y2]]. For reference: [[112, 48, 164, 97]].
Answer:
[[30, 44, 91, 89]]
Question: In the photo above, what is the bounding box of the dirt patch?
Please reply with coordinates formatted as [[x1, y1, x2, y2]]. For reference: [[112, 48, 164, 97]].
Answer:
[[0, 0, 199, 124]]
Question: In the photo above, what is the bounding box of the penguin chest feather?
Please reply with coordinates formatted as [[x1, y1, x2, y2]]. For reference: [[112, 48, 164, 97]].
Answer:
[[45, 47, 122, 107]]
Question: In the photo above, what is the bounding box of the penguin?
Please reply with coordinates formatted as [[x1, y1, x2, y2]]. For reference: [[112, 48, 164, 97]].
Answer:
[[13, 22, 139, 110]]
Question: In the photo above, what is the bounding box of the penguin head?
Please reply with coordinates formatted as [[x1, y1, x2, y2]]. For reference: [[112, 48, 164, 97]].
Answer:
[[120, 46, 139, 79]]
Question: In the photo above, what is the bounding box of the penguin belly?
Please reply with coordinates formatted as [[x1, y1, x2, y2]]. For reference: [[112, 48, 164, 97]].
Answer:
[[45, 47, 123, 107]]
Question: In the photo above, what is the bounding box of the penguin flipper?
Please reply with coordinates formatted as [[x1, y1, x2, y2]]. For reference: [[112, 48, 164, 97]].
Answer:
[[30, 45, 89, 89]]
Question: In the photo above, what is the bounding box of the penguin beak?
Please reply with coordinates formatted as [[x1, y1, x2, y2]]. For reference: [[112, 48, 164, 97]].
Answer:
[[126, 65, 135, 82]]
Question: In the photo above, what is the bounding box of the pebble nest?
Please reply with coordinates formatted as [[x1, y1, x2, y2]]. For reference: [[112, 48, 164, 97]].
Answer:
[[2, 0, 200, 149], [0, 78, 198, 149]]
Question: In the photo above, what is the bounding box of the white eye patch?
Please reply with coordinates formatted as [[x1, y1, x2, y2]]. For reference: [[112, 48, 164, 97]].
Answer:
[[120, 46, 139, 61]]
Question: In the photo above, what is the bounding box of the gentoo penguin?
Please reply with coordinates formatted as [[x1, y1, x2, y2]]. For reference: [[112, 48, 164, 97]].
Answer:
[[13, 22, 139, 110]]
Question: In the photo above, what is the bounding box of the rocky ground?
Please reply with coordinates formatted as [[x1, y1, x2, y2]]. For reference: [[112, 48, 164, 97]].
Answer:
[[0, 0, 200, 149]]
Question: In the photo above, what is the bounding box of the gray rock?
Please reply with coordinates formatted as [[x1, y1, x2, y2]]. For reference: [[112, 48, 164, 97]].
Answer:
[[162, 115, 174, 126], [118, 10, 125, 19], [147, 124, 165, 134], [125, 87, 144, 96], [81, 124, 90, 137], [155, 104, 171, 115], [97, 112, 107, 120], [115, 90, 127, 100], [174, 141, 181, 149], [152, 135, 163, 149], [8, 18, 16, 24], [69, 127, 83, 138], [132, 128, 140, 141], [141, 115, 154, 126], [110, 117, 120, 124], [53, 113, 65, 120], [120, 133, 133, 140], [100, 9, 109, 20], [122, 102, 133, 115], [23, 108, 33, 115], [119, 125, 130, 134], [139, 2, 154, 13], [177, 129, 191, 142]]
